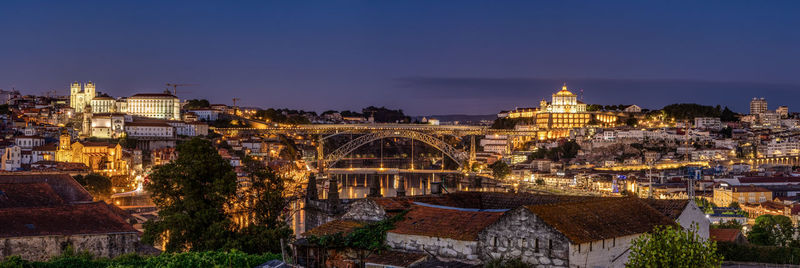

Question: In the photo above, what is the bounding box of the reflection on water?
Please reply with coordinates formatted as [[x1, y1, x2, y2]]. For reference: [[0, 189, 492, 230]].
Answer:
[[290, 172, 505, 236]]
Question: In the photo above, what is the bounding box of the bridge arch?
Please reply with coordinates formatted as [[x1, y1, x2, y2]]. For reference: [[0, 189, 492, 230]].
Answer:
[[324, 130, 468, 168]]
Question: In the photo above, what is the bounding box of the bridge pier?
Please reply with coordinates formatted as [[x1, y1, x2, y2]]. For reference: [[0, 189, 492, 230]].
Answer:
[[396, 174, 405, 197]]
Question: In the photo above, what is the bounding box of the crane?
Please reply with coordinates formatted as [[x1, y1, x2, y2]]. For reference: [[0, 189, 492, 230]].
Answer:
[[165, 83, 197, 95]]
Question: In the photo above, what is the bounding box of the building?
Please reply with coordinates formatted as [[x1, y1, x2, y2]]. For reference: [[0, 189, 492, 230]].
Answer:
[[777, 106, 789, 118], [126, 92, 181, 120], [89, 96, 116, 113], [759, 111, 780, 127], [186, 108, 220, 121], [694, 117, 722, 130], [90, 113, 126, 139], [766, 138, 800, 157], [480, 135, 508, 155], [750, 97, 767, 115], [501, 84, 618, 140], [55, 134, 129, 175], [623, 104, 642, 113], [69, 82, 96, 113], [0, 173, 138, 261], [713, 185, 772, 207], [1, 145, 21, 171], [125, 121, 174, 138]]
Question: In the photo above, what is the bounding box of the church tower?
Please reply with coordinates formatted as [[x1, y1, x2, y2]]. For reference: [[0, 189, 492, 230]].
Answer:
[[84, 81, 96, 101], [70, 82, 81, 110]]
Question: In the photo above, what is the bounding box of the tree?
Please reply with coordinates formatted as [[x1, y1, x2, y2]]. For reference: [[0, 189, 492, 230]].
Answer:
[[184, 99, 211, 110], [142, 138, 238, 252], [728, 201, 740, 210], [74, 173, 112, 200], [712, 220, 743, 230], [720, 106, 738, 122], [748, 215, 795, 247], [625, 116, 638, 126], [626, 225, 722, 268], [488, 161, 511, 180]]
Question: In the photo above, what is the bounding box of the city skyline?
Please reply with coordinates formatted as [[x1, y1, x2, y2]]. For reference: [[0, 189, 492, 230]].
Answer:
[[2, 1, 800, 115]]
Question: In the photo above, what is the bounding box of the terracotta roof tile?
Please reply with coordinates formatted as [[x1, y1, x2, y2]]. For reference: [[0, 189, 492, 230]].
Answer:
[[643, 199, 689, 220], [709, 228, 742, 243], [0, 202, 138, 238], [0, 173, 92, 203], [388, 204, 503, 241], [0, 183, 64, 208], [526, 197, 676, 244]]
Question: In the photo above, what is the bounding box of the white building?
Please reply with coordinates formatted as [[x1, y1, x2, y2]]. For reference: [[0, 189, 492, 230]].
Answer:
[[126, 93, 181, 120], [767, 139, 800, 157], [1, 146, 21, 171], [694, 117, 722, 130], [90, 113, 126, 139], [623, 104, 642, 113], [70, 82, 96, 113], [186, 109, 220, 122], [14, 136, 45, 150], [124, 122, 174, 138], [760, 111, 780, 127], [777, 106, 789, 118], [89, 96, 116, 113], [750, 97, 767, 115], [480, 135, 508, 155]]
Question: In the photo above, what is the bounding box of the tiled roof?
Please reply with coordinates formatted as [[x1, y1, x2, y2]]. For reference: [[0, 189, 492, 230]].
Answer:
[[388, 204, 503, 241], [0, 202, 137, 238], [739, 177, 800, 184], [364, 250, 427, 267], [0, 183, 64, 208], [526, 197, 676, 244], [730, 186, 771, 193], [302, 220, 364, 237], [371, 192, 599, 212], [0, 173, 92, 203], [32, 144, 57, 151], [709, 228, 742, 243], [643, 199, 689, 220]]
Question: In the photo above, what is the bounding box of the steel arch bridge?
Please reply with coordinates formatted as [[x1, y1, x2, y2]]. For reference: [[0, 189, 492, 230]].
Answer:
[[323, 129, 468, 169]]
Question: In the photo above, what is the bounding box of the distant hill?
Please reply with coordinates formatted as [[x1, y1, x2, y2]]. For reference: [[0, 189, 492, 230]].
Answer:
[[414, 114, 497, 125]]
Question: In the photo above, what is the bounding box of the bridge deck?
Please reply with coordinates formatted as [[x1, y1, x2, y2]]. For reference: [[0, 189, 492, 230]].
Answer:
[[326, 168, 463, 175]]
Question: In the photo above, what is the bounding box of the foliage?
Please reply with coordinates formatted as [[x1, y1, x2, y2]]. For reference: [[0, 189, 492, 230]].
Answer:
[[748, 215, 795, 247], [0, 250, 280, 268], [535, 178, 544, 185], [484, 257, 533, 268], [488, 161, 511, 180], [530, 140, 581, 161], [626, 225, 721, 268], [118, 136, 138, 149], [491, 117, 535, 129], [720, 106, 738, 122], [624, 116, 638, 126], [693, 198, 715, 214], [183, 99, 211, 110], [717, 242, 800, 264], [73, 173, 112, 200], [728, 201, 740, 210], [224, 225, 293, 255], [308, 210, 408, 252], [0, 104, 10, 115], [252, 108, 311, 125], [142, 138, 238, 252], [361, 106, 410, 123], [660, 103, 721, 121], [711, 220, 743, 230]]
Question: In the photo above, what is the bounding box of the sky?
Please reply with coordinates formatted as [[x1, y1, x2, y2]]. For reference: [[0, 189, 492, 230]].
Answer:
[[1, 0, 800, 115]]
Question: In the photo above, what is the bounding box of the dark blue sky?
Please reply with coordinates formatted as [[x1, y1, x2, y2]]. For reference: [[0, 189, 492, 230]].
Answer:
[[2, 1, 799, 115]]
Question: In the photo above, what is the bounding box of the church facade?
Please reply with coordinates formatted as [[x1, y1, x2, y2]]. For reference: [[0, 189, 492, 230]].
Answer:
[[70, 82, 96, 113]]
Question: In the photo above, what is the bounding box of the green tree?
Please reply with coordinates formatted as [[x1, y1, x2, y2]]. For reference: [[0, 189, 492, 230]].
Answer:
[[728, 201, 740, 209], [625, 116, 638, 126], [74, 173, 112, 200], [712, 220, 743, 230], [488, 161, 511, 180], [626, 225, 721, 268], [748, 215, 795, 247], [184, 99, 211, 110], [142, 138, 238, 252]]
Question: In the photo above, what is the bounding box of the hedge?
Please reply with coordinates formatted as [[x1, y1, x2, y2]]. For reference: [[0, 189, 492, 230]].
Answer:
[[0, 250, 281, 268], [717, 242, 800, 265]]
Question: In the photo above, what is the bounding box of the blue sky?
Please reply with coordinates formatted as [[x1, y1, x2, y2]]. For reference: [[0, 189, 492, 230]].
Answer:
[[1, 1, 799, 115]]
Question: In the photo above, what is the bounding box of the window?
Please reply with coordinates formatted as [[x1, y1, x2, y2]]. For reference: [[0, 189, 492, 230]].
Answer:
[[535, 239, 539, 253], [493, 237, 497, 247], [549, 240, 553, 253]]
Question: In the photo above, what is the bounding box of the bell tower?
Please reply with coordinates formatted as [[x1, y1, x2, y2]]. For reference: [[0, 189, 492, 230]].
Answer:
[[84, 81, 96, 101], [70, 82, 81, 110]]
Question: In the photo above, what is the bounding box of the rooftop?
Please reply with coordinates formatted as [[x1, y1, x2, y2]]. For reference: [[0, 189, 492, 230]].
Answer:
[[388, 203, 504, 241], [0, 202, 137, 238]]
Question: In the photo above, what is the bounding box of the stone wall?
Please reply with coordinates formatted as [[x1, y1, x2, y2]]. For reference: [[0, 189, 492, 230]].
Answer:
[[478, 207, 569, 267], [568, 234, 638, 268], [385, 232, 480, 261], [0, 233, 139, 261], [340, 199, 386, 222]]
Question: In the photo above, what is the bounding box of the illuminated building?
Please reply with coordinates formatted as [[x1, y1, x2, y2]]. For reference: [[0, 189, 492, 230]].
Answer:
[[55, 134, 129, 176], [750, 97, 767, 115], [126, 92, 181, 120], [501, 83, 618, 139], [70, 82, 96, 113]]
